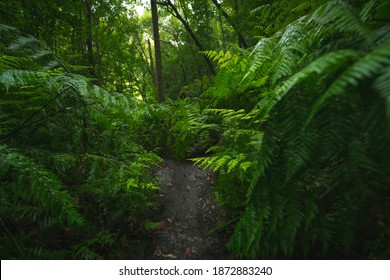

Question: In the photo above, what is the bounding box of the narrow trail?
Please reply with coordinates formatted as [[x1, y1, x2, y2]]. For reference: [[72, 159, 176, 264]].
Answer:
[[145, 159, 228, 259]]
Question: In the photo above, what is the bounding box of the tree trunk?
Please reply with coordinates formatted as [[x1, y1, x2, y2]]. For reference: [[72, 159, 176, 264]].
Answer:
[[147, 39, 157, 89], [85, 0, 96, 78], [94, 14, 102, 85], [159, 0, 216, 76], [211, 0, 247, 48], [151, 0, 164, 103]]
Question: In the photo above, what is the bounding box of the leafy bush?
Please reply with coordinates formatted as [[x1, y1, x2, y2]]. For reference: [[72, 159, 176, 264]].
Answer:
[[134, 97, 221, 161]]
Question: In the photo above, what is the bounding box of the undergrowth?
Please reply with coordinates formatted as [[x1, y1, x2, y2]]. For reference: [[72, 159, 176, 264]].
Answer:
[[0, 25, 162, 259]]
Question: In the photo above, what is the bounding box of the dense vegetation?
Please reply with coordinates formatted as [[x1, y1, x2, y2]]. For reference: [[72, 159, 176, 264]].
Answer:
[[1, 0, 389, 259]]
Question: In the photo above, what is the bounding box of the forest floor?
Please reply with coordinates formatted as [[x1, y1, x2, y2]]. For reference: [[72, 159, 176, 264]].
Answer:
[[144, 159, 229, 259]]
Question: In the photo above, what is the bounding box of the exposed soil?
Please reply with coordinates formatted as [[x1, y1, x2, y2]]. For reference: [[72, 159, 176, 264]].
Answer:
[[144, 159, 229, 259]]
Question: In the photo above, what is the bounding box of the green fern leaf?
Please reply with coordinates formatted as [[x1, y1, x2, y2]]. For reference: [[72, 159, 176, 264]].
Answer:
[[309, 42, 390, 123]]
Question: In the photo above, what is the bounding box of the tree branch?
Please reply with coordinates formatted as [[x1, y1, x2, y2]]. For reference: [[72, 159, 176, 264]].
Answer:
[[158, 0, 216, 75], [211, 0, 247, 48]]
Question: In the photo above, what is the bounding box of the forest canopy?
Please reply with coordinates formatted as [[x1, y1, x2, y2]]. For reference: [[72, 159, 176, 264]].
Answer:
[[1, 0, 390, 259]]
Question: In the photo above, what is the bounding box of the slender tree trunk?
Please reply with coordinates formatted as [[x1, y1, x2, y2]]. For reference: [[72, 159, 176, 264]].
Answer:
[[79, 6, 85, 58], [135, 34, 149, 65], [94, 14, 102, 85], [140, 71, 147, 101], [85, 0, 96, 78], [151, 0, 164, 103], [159, 0, 216, 76], [147, 39, 157, 89], [233, 0, 246, 48], [211, 0, 247, 48], [134, 34, 153, 100]]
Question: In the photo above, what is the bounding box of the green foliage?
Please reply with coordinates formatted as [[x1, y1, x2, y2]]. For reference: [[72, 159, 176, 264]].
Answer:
[[250, 0, 327, 38], [202, 49, 266, 110], [134, 97, 220, 161], [0, 145, 83, 225], [0, 27, 161, 259], [195, 0, 390, 259], [3, 0, 390, 261]]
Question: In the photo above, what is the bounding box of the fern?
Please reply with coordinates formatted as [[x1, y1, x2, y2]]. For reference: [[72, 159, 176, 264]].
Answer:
[[309, 42, 390, 122], [0, 145, 83, 225], [310, 1, 372, 40], [197, 0, 390, 259], [0, 26, 162, 259]]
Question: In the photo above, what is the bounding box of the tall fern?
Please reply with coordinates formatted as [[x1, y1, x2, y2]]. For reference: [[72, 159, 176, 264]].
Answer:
[[196, 0, 390, 259], [0, 26, 161, 259]]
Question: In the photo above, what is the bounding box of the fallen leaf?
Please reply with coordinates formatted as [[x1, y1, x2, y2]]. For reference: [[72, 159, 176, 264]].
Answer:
[[185, 247, 190, 256], [157, 221, 165, 230]]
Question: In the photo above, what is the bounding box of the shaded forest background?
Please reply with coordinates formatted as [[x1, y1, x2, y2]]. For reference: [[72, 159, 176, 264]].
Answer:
[[1, 0, 390, 259]]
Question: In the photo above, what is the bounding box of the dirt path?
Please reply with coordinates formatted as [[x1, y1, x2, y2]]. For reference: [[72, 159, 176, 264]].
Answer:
[[144, 159, 228, 259]]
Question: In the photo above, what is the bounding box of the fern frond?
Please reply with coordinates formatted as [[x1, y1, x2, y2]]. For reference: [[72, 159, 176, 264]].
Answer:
[[0, 55, 29, 70], [272, 49, 359, 106], [0, 145, 83, 225], [291, 0, 325, 13], [311, 1, 372, 40], [0, 24, 19, 35], [9, 35, 42, 53], [359, 0, 379, 22], [309, 42, 390, 122], [374, 67, 390, 122]]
